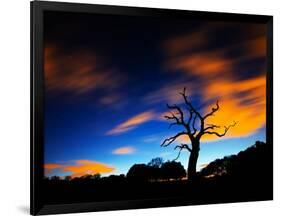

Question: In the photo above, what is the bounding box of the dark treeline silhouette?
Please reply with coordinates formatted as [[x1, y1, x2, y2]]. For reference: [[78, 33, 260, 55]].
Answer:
[[127, 158, 186, 182], [199, 141, 270, 179], [43, 141, 272, 205], [46, 158, 186, 183]]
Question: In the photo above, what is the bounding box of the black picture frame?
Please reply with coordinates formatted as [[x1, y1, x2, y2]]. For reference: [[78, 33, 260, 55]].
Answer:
[[31, 1, 273, 215]]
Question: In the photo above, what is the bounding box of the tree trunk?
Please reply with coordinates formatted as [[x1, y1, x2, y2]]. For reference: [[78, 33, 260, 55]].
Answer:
[[187, 142, 200, 181]]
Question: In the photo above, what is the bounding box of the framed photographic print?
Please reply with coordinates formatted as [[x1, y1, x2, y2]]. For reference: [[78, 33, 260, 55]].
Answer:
[[31, 1, 273, 215]]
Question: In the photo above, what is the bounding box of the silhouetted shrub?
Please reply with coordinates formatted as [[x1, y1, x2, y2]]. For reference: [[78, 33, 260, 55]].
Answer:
[[127, 159, 186, 181], [64, 175, 72, 181], [50, 176, 60, 181], [127, 164, 151, 182], [200, 141, 269, 179], [161, 161, 186, 180]]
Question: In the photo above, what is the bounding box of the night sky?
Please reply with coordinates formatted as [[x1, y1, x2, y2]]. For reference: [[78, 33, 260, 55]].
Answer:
[[44, 11, 267, 178]]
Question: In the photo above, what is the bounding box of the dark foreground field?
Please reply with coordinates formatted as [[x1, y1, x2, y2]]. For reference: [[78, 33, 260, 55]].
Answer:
[[43, 141, 273, 205]]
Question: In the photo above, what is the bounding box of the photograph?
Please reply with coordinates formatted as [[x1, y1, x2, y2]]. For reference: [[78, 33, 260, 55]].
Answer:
[[42, 9, 272, 206]]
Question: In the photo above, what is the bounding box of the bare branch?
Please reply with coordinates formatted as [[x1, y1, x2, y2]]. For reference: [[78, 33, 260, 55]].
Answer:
[[167, 104, 184, 124], [179, 87, 203, 120], [204, 121, 237, 137], [204, 123, 221, 132], [203, 100, 219, 120], [191, 115, 197, 135], [187, 110, 193, 127], [174, 147, 183, 161], [175, 143, 192, 152], [172, 105, 184, 123], [184, 144, 192, 152], [181, 109, 192, 135], [173, 144, 192, 161], [161, 131, 186, 147], [164, 112, 181, 128]]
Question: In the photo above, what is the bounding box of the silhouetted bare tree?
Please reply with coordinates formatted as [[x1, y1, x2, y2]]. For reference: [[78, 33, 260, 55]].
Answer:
[[161, 87, 236, 181]]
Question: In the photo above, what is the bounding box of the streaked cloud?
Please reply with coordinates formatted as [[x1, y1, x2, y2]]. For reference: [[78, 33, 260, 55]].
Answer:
[[162, 22, 267, 142], [143, 82, 194, 105], [200, 76, 266, 141], [106, 110, 156, 135], [44, 163, 63, 175], [44, 160, 115, 178], [44, 163, 63, 170], [63, 160, 115, 178], [169, 51, 233, 77], [112, 146, 136, 155], [44, 44, 124, 106], [99, 93, 121, 106], [164, 29, 208, 56], [143, 135, 161, 143]]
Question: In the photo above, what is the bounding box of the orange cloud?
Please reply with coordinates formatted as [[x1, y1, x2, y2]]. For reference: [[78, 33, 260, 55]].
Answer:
[[107, 110, 156, 135], [164, 30, 208, 56], [112, 146, 136, 155], [164, 22, 266, 76], [200, 76, 266, 141], [163, 23, 267, 143], [44, 163, 63, 175], [44, 163, 63, 169], [44, 160, 115, 178], [244, 36, 267, 59], [44, 44, 122, 100], [99, 93, 121, 105], [63, 160, 115, 178], [169, 51, 233, 77]]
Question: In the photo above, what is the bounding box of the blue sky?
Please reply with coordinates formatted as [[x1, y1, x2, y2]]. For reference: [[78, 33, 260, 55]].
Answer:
[[43, 11, 267, 178]]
